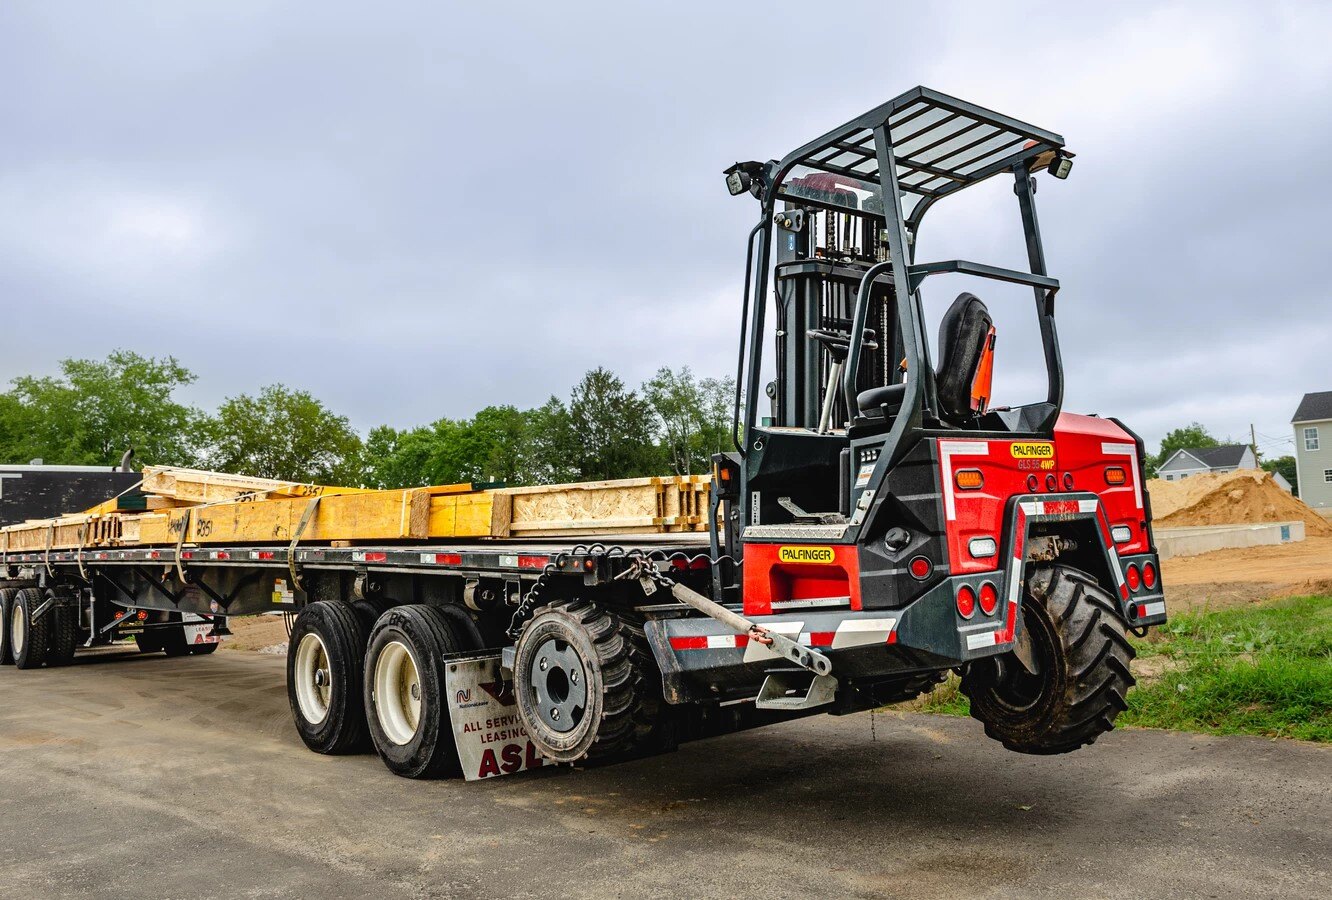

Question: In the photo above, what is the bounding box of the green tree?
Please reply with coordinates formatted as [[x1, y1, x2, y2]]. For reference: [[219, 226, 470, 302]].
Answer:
[[200, 384, 362, 484], [525, 397, 581, 484], [643, 367, 737, 476], [0, 351, 202, 467], [1261, 455, 1299, 497], [568, 367, 661, 480], [1150, 423, 1219, 478]]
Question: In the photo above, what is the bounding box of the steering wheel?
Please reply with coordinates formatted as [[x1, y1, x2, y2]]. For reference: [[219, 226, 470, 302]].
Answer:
[[806, 328, 878, 363]]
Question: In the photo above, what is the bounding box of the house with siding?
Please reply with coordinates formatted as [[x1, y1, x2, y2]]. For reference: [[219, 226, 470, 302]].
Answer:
[[1292, 391, 1332, 514], [1156, 444, 1256, 482]]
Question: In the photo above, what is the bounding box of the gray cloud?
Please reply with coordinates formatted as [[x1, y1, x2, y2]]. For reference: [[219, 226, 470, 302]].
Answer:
[[1, 1, 1327, 459]]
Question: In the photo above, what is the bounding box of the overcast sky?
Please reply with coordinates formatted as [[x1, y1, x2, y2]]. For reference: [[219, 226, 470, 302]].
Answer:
[[1, 1, 1328, 458]]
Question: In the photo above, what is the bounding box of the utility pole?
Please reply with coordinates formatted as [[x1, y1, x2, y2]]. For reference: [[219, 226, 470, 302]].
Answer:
[[1250, 423, 1259, 465]]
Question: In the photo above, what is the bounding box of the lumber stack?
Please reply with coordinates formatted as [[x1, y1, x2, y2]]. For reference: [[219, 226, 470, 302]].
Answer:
[[0, 466, 711, 552]]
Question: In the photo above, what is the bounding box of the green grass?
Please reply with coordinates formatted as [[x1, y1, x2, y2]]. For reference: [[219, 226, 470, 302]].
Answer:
[[908, 595, 1332, 743]]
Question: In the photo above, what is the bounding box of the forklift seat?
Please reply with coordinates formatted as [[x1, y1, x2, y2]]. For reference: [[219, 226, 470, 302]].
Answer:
[[857, 292, 993, 424]]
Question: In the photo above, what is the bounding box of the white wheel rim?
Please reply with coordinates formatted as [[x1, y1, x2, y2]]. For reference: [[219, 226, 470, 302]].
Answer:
[[293, 633, 332, 725], [374, 640, 422, 746], [11, 604, 23, 656]]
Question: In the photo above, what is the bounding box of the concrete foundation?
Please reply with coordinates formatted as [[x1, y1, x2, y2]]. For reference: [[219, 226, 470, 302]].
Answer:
[[1155, 521, 1305, 560]]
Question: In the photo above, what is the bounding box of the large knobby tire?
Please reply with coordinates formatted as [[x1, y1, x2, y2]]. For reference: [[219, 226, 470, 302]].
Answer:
[[46, 597, 79, 667], [961, 565, 1136, 755], [11, 588, 51, 670], [363, 605, 472, 778], [287, 601, 371, 755], [513, 599, 661, 764], [188, 641, 220, 656], [0, 588, 18, 666]]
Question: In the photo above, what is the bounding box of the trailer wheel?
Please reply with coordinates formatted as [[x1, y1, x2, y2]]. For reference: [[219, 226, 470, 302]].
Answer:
[[961, 565, 1136, 755], [11, 588, 51, 670], [46, 597, 79, 667], [286, 601, 371, 755], [513, 599, 660, 764], [188, 641, 220, 655], [0, 588, 18, 665], [363, 605, 470, 778], [134, 629, 163, 654]]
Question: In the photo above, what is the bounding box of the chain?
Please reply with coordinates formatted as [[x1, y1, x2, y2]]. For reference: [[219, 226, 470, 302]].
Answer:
[[504, 543, 740, 640]]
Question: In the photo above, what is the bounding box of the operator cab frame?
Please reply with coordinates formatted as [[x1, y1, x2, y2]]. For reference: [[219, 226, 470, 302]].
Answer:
[[725, 86, 1072, 545]]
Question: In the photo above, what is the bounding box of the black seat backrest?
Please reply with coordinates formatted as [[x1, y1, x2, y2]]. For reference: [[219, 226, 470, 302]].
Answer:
[[934, 292, 993, 423]]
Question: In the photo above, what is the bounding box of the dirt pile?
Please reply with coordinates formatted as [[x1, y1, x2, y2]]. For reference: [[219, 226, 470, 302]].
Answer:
[[1147, 469, 1332, 536]]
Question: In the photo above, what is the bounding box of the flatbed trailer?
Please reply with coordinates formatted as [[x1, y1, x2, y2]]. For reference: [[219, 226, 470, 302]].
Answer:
[[0, 86, 1167, 781]]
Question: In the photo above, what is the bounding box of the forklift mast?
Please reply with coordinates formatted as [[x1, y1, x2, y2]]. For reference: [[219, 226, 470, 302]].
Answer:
[[724, 86, 1072, 543]]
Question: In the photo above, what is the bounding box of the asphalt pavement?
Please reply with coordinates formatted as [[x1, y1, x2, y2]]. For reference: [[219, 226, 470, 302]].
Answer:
[[1, 649, 1328, 899]]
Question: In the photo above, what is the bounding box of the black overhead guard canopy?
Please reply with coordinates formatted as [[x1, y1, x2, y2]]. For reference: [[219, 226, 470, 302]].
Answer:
[[774, 86, 1066, 219]]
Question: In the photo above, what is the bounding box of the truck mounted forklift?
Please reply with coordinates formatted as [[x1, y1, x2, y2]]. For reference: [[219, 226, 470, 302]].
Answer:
[[0, 86, 1165, 779]]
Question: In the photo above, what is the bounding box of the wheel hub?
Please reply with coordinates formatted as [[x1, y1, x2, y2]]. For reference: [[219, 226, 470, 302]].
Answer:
[[293, 633, 332, 725], [528, 638, 588, 734], [11, 604, 24, 656], [374, 639, 422, 746]]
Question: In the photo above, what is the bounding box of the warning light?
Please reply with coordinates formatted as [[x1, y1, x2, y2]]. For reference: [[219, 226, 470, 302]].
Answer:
[[1104, 467, 1127, 485], [955, 469, 984, 490], [979, 582, 999, 616], [956, 585, 977, 619], [908, 556, 932, 580], [1125, 564, 1141, 592]]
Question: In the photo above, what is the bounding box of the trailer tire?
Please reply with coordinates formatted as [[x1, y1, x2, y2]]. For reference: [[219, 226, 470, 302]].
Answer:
[[961, 565, 1135, 755], [11, 588, 51, 670], [46, 597, 79, 667], [160, 621, 192, 657], [0, 588, 18, 665], [513, 599, 661, 764], [287, 601, 371, 755], [363, 605, 470, 778], [135, 629, 163, 654], [188, 641, 220, 655]]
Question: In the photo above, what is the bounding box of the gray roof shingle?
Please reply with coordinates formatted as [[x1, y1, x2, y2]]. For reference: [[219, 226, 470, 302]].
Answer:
[[1293, 391, 1332, 423], [1179, 445, 1249, 469]]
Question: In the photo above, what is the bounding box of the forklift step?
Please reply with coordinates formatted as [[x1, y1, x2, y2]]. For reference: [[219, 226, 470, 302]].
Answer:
[[755, 670, 838, 711]]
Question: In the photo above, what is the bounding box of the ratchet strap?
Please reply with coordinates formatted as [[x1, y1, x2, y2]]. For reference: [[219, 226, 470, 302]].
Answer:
[[288, 495, 321, 592], [174, 507, 192, 582]]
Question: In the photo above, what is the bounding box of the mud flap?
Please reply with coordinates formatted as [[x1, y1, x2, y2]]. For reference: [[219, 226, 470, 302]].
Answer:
[[182, 612, 222, 647], [445, 653, 547, 782]]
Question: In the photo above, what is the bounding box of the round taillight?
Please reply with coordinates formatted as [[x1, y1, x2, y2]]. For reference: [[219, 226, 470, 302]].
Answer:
[[1142, 562, 1157, 589], [1125, 564, 1141, 591], [978, 582, 999, 616], [909, 556, 932, 580], [956, 585, 977, 619], [1026, 474, 1039, 492], [1062, 472, 1074, 490]]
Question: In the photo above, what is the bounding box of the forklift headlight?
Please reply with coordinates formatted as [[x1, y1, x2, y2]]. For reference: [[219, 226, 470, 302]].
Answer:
[[726, 170, 751, 196], [1049, 153, 1073, 180]]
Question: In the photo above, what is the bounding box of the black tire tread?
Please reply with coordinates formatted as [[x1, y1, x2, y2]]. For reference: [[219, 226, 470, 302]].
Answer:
[[12, 588, 51, 670], [288, 601, 371, 755], [961, 565, 1136, 755], [46, 597, 79, 667], [520, 598, 661, 762], [0, 588, 18, 666]]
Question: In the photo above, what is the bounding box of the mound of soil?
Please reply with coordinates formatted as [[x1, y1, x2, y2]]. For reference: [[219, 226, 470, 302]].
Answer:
[[1147, 469, 1332, 536]]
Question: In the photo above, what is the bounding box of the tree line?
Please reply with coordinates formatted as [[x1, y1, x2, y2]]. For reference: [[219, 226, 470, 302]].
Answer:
[[0, 351, 736, 488]]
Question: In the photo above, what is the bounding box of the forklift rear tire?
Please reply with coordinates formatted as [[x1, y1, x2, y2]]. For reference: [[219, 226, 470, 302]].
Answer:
[[160, 623, 191, 657], [513, 599, 660, 764], [46, 598, 79, 667], [0, 588, 18, 665], [363, 605, 471, 778], [11, 588, 51, 670], [961, 565, 1135, 755], [287, 601, 371, 755]]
